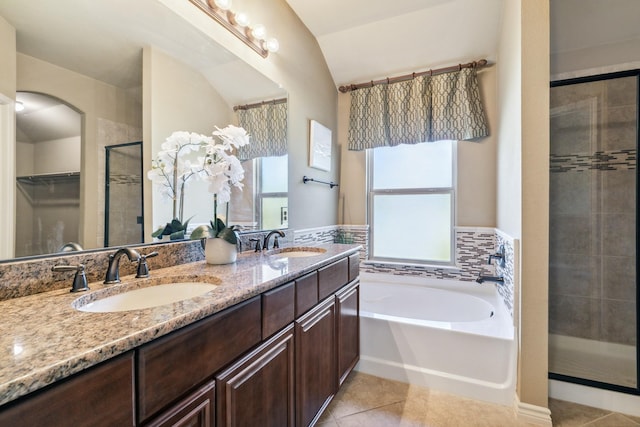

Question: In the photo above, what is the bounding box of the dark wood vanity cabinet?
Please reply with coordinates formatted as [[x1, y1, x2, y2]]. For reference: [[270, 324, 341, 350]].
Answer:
[[216, 324, 295, 427], [0, 252, 360, 427], [137, 297, 262, 423], [0, 352, 135, 427]]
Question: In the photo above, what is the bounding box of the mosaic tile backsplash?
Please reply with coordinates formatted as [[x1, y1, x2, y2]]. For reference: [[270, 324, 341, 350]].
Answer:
[[0, 225, 515, 318]]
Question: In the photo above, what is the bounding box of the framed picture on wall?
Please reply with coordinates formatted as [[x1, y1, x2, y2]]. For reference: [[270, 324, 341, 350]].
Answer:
[[309, 119, 332, 171]]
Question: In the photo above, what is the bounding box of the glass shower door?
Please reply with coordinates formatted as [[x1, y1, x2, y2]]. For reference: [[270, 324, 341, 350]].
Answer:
[[105, 142, 144, 247], [549, 71, 638, 392]]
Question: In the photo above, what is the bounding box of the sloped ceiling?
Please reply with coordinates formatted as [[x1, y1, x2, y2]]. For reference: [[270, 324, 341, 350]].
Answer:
[[285, 0, 505, 87], [0, 0, 282, 103]]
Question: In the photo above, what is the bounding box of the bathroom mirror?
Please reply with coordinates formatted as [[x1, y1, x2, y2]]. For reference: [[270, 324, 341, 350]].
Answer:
[[0, 0, 288, 261]]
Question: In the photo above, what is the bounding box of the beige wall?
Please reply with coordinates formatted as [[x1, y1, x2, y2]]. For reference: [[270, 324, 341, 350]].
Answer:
[[0, 15, 15, 98], [497, 0, 550, 411], [143, 47, 233, 237], [17, 53, 142, 250], [337, 67, 499, 228], [0, 16, 15, 258], [161, 0, 339, 231]]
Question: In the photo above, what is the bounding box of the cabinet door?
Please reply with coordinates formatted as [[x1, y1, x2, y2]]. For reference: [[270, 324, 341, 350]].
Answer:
[[336, 280, 360, 386], [145, 380, 215, 427], [138, 297, 261, 422], [0, 352, 135, 427], [295, 297, 336, 427], [217, 324, 295, 427]]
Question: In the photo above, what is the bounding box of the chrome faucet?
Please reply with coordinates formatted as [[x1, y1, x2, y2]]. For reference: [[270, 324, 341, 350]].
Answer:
[[263, 230, 285, 250], [104, 247, 140, 284]]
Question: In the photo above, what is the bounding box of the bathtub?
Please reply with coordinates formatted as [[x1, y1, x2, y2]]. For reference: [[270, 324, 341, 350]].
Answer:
[[357, 272, 516, 405]]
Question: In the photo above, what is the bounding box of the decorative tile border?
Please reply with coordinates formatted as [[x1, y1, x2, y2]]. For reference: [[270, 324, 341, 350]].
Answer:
[[359, 226, 516, 319], [495, 230, 516, 318], [0, 224, 517, 318], [361, 227, 496, 282], [550, 149, 636, 173]]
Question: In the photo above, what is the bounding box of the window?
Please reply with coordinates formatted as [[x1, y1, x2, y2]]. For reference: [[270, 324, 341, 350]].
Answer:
[[368, 142, 455, 265], [258, 155, 288, 229]]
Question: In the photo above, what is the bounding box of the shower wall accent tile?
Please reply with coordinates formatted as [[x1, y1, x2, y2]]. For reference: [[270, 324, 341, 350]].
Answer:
[[550, 149, 636, 173]]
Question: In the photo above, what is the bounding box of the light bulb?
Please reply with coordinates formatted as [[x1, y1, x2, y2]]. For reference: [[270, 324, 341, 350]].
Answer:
[[213, 0, 232, 10], [251, 24, 266, 40], [15, 101, 24, 112], [233, 11, 250, 27], [264, 38, 279, 53]]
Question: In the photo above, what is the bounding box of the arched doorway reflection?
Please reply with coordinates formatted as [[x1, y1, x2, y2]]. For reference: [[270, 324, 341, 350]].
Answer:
[[14, 92, 82, 257]]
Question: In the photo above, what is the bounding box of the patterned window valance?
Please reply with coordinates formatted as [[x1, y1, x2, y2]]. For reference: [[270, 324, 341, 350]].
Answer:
[[348, 68, 488, 151], [237, 101, 288, 160]]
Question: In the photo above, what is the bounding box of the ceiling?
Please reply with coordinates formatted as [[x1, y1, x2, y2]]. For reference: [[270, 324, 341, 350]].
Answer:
[[550, 0, 640, 55], [0, 0, 281, 104], [286, 0, 640, 88], [285, 0, 505, 87]]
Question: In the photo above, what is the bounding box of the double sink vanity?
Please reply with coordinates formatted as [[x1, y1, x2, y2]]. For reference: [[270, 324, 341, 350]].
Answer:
[[0, 242, 361, 426]]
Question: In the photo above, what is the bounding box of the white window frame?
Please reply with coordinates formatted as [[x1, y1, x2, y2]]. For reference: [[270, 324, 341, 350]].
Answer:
[[366, 142, 457, 266]]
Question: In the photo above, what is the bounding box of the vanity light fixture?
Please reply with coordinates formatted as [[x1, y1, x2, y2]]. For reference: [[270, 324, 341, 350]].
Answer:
[[190, 0, 279, 58]]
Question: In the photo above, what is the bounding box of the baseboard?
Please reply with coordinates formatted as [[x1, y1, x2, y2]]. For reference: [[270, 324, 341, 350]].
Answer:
[[514, 394, 552, 426]]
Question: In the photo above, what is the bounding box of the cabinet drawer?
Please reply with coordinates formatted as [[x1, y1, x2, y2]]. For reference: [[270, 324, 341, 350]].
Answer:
[[262, 281, 295, 339], [295, 271, 318, 317], [348, 253, 360, 282], [318, 257, 349, 300], [0, 352, 135, 427], [137, 297, 261, 422]]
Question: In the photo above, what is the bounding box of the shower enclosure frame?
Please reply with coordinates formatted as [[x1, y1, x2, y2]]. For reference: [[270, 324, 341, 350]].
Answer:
[[548, 69, 640, 396], [104, 141, 144, 248]]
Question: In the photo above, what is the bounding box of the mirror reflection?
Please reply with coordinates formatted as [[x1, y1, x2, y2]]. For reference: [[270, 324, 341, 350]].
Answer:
[[0, 0, 288, 261]]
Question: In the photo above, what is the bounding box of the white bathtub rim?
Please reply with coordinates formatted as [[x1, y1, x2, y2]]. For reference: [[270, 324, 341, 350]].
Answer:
[[359, 272, 514, 341]]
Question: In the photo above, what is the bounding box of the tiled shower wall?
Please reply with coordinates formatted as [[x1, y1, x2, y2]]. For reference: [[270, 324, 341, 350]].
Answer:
[[549, 75, 637, 346]]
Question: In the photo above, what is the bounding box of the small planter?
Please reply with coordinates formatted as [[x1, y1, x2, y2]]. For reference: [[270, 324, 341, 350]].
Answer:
[[204, 237, 237, 264]]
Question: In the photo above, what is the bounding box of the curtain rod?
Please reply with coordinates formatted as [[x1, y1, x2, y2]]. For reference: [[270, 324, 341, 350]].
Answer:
[[233, 97, 287, 111], [338, 59, 488, 93]]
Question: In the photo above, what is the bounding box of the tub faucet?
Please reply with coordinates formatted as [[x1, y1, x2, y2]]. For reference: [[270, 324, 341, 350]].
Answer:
[[104, 247, 140, 284], [263, 230, 285, 250], [476, 275, 504, 285]]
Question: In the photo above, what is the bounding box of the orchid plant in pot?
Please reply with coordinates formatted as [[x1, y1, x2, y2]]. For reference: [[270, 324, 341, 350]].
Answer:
[[190, 125, 250, 264], [147, 131, 209, 240]]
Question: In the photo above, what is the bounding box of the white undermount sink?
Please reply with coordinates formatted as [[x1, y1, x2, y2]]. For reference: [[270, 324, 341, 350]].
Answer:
[[270, 247, 327, 258], [75, 282, 218, 313]]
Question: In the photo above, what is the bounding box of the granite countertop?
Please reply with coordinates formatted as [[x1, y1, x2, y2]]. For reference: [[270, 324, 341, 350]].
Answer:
[[0, 243, 360, 407]]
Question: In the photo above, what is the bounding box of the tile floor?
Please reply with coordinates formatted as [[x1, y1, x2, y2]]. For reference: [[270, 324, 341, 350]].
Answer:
[[318, 371, 640, 427]]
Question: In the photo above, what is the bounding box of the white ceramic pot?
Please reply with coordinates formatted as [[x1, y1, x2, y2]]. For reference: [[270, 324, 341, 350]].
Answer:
[[204, 237, 238, 264]]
